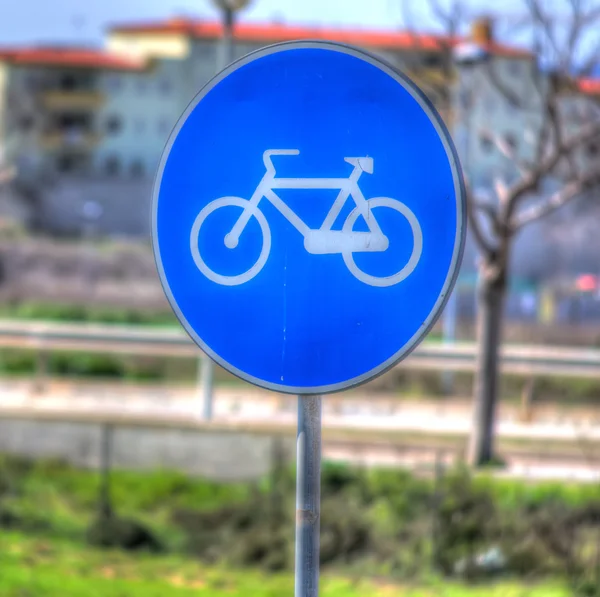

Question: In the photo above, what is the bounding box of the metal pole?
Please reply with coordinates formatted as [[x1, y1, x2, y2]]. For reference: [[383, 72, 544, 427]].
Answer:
[[99, 423, 114, 518], [295, 395, 322, 597], [219, 6, 235, 72], [199, 354, 214, 420]]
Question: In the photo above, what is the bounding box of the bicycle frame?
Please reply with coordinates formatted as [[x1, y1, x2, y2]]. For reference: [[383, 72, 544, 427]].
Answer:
[[192, 150, 422, 287], [225, 150, 386, 254]]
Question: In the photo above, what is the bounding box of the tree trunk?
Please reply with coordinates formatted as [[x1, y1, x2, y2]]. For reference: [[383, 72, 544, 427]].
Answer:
[[468, 263, 507, 466]]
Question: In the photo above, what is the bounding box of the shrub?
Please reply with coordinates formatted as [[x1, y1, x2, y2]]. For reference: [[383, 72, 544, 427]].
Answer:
[[87, 513, 163, 553]]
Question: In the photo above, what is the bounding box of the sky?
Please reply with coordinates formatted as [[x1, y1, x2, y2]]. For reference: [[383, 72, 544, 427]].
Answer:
[[0, 0, 525, 47]]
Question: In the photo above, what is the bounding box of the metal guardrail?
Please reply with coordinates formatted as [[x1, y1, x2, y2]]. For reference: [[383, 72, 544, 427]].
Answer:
[[0, 320, 597, 381]]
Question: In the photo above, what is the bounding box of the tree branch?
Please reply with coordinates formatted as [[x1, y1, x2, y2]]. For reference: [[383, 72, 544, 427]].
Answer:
[[577, 35, 600, 77], [503, 118, 600, 222], [531, 82, 559, 168], [484, 59, 526, 110], [467, 187, 496, 256], [525, 0, 562, 64], [480, 128, 531, 176], [473, 198, 499, 225], [513, 169, 600, 229]]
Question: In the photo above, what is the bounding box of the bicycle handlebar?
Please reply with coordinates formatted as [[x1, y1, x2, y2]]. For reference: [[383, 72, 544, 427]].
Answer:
[[263, 149, 300, 172]]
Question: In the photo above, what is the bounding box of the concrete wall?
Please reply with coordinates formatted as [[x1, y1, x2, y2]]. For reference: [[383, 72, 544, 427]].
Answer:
[[0, 418, 295, 481]]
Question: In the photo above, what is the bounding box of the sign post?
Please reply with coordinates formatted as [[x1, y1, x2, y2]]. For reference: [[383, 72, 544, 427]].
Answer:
[[153, 41, 466, 597], [295, 395, 321, 597]]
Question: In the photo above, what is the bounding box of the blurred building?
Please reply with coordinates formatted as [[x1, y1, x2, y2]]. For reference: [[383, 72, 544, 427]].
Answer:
[[0, 46, 151, 235], [0, 16, 598, 240], [0, 47, 144, 177], [103, 16, 546, 187]]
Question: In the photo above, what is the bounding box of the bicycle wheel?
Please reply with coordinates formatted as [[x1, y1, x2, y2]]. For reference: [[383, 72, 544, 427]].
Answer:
[[342, 197, 422, 287], [190, 196, 271, 286]]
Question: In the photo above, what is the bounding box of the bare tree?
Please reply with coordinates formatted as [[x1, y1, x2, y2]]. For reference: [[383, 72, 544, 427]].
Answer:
[[402, 0, 600, 465]]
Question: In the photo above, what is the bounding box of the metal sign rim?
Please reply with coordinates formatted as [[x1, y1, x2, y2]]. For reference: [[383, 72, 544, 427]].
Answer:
[[151, 39, 467, 396]]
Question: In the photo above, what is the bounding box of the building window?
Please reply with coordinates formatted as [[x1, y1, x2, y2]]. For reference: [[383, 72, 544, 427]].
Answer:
[[105, 155, 121, 176], [458, 89, 471, 111], [480, 135, 493, 153], [504, 132, 518, 151], [507, 61, 522, 77], [159, 79, 172, 94], [133, 118, 146, 134], [130, 160, 145, 178], [196, 42, 216, 58], [19, 115, 35, 132], [506, 95, 520, 110], [588, 142, 599, 158], [106, 115, 122, 135], [58, 74, 78, 91], [56, 154, 76, 173], [24, 73, 40, 91], [56, 154, 88, 174], [423, 53, 442, 68], [106, 75, 122, 92]]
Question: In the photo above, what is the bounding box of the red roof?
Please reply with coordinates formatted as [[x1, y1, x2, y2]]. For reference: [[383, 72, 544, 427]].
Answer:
[[111, 17, 532, 59], [0, 47, 145, 70], [577, 78, 600, 95]]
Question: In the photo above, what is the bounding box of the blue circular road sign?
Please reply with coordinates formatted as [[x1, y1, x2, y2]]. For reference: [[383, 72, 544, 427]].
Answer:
[[153, 41, 466, 395]]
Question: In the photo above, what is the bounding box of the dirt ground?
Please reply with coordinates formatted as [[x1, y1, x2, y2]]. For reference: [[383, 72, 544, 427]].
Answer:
[[0, 236, 168, 311]]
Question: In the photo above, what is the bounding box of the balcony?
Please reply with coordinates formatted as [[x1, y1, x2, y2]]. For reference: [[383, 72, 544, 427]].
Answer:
[[40, 90, 105, 111], [405, 66, 457, 88], [39, 130, 101, 151]]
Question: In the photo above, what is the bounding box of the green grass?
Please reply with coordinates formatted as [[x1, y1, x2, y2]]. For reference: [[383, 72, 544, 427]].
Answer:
[[0, 456, 252, 549], [0, 302, 177, 326], [0, 349, 247, 385], [4, 456, 600, 542], [0, 532, 567, 597], [0, 457, 597, 594]]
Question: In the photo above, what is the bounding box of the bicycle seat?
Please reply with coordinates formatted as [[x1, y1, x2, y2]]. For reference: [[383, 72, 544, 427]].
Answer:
[[344, 157, 373, 174]]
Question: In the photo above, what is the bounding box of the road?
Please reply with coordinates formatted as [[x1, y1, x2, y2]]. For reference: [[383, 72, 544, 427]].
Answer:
[[2, 378, 600, 482]]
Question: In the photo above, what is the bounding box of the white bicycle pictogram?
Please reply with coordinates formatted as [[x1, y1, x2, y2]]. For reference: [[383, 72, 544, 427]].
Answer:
[[190, 150, 423, 287]]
